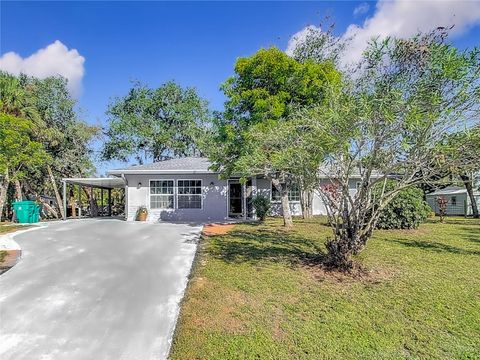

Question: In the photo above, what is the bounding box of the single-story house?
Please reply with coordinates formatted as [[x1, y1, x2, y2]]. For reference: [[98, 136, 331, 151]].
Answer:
[[426, 187, 480, 216], [102, 157, 364, 222]]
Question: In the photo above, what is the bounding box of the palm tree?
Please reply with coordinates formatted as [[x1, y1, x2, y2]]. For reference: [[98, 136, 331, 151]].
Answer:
[[0, 72, 41, 122]]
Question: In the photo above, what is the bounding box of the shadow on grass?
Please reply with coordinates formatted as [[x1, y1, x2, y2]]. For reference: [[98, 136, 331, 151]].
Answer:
[[457, 226, 480, 245], [388, 238, 480, 256], [207, 227, 326, 267], [425, 218, 480, 226]]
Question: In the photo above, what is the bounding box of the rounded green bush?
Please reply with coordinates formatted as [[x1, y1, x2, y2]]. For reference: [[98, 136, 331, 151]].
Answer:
[[252, 195, 271, 221], [376, 186, 431, 230]]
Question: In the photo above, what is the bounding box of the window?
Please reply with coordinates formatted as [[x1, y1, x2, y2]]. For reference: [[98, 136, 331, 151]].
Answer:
[[150, 180, 174, 209], [177, 180, 202, 209], [271, 183, 301, 202], [451, 196, 457, 206], [356, 182, 362, 190]]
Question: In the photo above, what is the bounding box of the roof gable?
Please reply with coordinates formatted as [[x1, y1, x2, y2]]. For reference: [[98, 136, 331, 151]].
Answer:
[[108, 157, 215, 175]]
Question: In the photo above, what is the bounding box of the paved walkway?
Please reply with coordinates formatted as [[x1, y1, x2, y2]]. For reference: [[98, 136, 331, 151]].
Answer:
[[0, 219, 202, 360]]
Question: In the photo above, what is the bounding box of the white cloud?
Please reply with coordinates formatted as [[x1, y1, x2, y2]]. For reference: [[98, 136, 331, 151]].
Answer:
[[353, 2, 370, 17], [0, 40, 85, 97], [285, 25, 322, 56], [288, 0, 480, 66]]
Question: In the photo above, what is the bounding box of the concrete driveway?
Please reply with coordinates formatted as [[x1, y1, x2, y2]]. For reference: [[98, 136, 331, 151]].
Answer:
[[0, 219, 202, 360]]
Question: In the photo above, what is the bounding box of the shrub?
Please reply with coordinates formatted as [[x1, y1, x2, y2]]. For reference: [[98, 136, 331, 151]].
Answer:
[[436, 196, 448, 223], [376, 186, 430, 229], [252, 195, 271, 221]]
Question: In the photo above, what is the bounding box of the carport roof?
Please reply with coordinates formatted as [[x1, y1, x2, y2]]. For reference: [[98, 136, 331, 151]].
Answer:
[[62, 177, 125, 189]]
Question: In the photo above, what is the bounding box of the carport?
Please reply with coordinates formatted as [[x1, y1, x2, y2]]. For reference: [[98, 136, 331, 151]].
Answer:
[[61, 177, 126, 220]]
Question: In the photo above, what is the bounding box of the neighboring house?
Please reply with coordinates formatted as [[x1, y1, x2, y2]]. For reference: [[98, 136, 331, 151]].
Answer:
[[426, 187, 480, 216], [106, 157, 364, 222]]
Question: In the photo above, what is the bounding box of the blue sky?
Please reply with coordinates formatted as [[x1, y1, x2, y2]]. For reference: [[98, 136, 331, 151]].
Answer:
[[1, 1, 479, 175]]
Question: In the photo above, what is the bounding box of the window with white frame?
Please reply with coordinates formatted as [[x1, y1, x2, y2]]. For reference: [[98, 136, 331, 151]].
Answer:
[[271, 183, 301, 202], [177, 180, 202, 209], [150, 180, 174, 209]]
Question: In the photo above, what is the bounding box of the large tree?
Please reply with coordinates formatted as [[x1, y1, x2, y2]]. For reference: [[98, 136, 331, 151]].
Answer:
[[102, 81, 210, 164], [310, 30, 480, 269], [0, 113, 49, 219], [27, 75, 99, 218], [208, 47, 340, 226], [0, 72, 98, 219]]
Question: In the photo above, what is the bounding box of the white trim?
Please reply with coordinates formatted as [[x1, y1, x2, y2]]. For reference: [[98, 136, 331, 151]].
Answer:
[[227, 179, 244, 218], [109, 168, 378, 177], [270, 181, 301, 203], [176, 179, 203, 210], [148, 179, 175, 210]]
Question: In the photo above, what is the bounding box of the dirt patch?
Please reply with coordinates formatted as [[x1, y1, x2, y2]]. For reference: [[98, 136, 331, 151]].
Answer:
[[202, 223, 235, 237], [302, 260, 395, 284], [0, 250, 21, 275]]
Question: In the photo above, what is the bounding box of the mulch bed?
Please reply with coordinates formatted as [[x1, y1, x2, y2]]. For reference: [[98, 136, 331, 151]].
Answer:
[[202, 223, 235, 237]]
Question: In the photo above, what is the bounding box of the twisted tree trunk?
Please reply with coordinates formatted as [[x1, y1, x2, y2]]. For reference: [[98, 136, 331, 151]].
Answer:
[[47, 165, 65, 219], [14, 179, 23, 201], [271, 178, 293, 227], [301, 190, 313, 219], [0, 168, 9, 221], [461, 174, 479, 218]]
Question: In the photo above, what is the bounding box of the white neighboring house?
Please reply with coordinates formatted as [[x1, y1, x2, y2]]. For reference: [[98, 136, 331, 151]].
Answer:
[[106, 157, 365, 222], [426, 187, 480, 216]]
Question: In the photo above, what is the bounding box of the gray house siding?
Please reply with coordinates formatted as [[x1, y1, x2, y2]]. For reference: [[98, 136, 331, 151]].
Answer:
[[124, 173, 228, 222], [255, 178, 303, 216], [426, 193, 479, 216], [124, 174, 361, 222]]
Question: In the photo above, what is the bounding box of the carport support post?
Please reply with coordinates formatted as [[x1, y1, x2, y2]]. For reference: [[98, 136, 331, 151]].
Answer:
[[108, 189, 112, 217], [101, 188, 104, 217], [62, 181, 67, 220], [78, 184, 82, 218], [90, 186, 94, 218]]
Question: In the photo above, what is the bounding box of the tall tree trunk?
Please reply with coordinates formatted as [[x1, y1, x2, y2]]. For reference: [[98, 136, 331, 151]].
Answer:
[[301, 190, 313, 219], [84, 187, 98, 217], [271, 178, 293, 227], [69, 187, 76, 218], [461, 174, 479, 218], [47, 165, 65, 219], [14, 179, 23, 201], [0, 168, 9, 221], [280, 189, 293, 227]]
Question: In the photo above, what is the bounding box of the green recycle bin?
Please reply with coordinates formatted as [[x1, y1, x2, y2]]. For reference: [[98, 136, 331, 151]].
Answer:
[[12, 201, 41, 224]]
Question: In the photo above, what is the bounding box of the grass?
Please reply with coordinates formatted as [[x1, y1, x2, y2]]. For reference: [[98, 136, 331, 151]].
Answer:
[[0, 222, 28, 235], [170, 216, 480, 360]]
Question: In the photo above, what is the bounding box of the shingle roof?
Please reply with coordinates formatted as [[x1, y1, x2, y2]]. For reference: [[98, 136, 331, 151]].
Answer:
[[108, 157, 215, 174]]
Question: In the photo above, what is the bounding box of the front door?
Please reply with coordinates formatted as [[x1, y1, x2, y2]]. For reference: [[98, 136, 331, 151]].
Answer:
[[228, 181, 243, 217]]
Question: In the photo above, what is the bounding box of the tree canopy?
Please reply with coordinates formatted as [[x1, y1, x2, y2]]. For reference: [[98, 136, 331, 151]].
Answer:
[[102, 81, 210, 163], [313, 30, 480, 268], [208, 47, 341, 226], [0, 72, 98, 219]]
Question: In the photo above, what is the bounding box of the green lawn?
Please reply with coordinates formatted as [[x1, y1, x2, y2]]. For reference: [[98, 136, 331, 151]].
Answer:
[[0, 223, 28, 235], [170, 217, 480, 360]]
